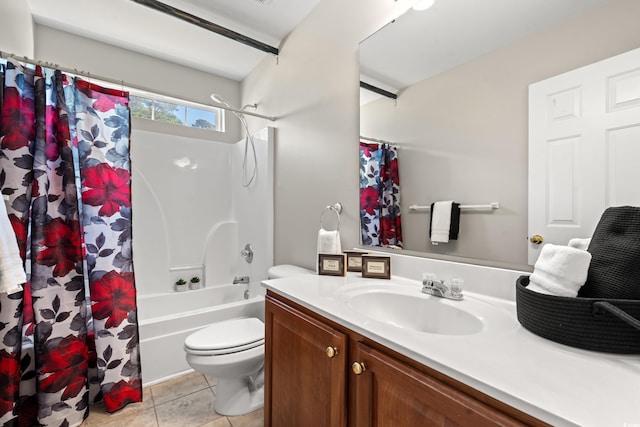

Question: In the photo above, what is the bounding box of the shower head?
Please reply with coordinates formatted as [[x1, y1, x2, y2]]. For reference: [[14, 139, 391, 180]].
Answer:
[[210, 93, 257, 111], [210, 93, 231, 107]]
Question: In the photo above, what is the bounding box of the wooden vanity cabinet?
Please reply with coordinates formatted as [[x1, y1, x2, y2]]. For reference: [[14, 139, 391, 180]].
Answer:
[[350, 342, 533, 427], [265, 292, 547, 427], [265, 294, 348, 427]]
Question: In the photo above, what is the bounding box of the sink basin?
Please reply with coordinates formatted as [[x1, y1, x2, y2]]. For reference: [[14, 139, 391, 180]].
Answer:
[[337, 283, 513, 336]]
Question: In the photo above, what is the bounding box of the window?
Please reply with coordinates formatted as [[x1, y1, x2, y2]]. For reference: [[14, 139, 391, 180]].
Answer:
[[130, 92, 223, 132]]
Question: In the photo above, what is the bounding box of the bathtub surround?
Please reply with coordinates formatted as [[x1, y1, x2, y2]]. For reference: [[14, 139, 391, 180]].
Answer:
[[130, 127, 274, 297], [0, 62, 141, 425]]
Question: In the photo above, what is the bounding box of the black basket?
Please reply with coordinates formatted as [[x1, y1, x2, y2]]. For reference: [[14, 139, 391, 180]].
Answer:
[[516, 276, 640, 354]]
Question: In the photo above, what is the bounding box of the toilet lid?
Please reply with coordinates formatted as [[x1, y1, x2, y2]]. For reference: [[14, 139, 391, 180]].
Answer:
[[184, 318, 264, 352]]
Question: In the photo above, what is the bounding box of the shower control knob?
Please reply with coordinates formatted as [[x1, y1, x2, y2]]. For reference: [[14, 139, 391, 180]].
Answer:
[[352, 361, 366, 375], [325, 347, 338, 358]]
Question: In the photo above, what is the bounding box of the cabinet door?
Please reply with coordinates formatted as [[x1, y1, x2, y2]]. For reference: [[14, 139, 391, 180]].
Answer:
[[351, 342, 527, 427], [265, 296, 347, 427]]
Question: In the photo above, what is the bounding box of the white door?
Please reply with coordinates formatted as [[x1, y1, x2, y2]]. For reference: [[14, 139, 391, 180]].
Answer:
[[528, 47, 640, 265]]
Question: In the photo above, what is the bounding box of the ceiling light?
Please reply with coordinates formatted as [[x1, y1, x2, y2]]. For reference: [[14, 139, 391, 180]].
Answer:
[[413, 0, 435, 11]]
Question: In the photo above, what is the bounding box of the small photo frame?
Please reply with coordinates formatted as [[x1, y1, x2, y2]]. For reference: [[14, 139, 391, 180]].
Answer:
[[344, 251, 368, 272], [318, 253, 347, 277], [361, 255, 391, 279]]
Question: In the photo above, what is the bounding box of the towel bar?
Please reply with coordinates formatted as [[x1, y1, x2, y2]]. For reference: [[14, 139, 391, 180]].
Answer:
[[409, 202, 500, 212]]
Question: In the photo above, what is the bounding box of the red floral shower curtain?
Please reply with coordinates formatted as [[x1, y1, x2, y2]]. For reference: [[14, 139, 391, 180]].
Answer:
[[359, 141, 403, 248], [0, 62, 141, 426]]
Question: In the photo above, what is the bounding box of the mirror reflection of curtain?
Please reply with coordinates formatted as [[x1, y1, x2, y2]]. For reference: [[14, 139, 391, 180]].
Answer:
[[0, 61, 141, 426], [359, 142, 403, 248]]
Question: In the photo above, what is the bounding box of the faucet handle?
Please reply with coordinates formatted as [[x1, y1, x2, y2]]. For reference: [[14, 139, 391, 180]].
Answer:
[[422, 273, 437, 285], [449, 278, 464, 296]]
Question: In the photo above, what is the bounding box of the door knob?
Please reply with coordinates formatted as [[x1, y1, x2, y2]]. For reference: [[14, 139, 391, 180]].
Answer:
[[352, 361, 366, 375], [529, 235, 544, 245], [325, 347, 338, 358]]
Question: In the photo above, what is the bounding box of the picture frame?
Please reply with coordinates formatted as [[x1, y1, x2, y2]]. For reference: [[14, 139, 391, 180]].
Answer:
[[318, 253, 347, 276], [344, 251, 367, 272], [361, 255, 391, 279]]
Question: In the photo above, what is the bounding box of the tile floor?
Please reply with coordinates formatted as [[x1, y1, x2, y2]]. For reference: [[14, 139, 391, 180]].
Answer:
[[84, 372, 264, 427]]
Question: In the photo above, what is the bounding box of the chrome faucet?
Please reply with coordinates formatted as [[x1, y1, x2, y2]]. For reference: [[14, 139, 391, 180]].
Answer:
[[421, 274, 463, 300]]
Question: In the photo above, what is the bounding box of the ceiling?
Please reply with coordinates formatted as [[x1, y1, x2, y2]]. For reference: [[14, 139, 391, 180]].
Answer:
[[360, 0, 611, 94], [27, 0, 320, 81]]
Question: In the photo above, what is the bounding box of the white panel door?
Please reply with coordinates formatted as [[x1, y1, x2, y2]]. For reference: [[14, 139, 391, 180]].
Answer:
[[528, 48, 640, 264]]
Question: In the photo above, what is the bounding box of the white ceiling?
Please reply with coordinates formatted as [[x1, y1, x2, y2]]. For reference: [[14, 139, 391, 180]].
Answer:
[[360, 0, 611, 93], [27, 0, 320, 81]]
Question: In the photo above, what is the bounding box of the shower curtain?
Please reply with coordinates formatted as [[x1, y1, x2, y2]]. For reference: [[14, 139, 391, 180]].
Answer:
[[0, 61, 141, 426], [359, 141, 403, 248]]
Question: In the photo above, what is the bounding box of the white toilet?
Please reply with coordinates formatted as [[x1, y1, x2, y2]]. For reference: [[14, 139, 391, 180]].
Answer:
[[183, 264, 313, 416]]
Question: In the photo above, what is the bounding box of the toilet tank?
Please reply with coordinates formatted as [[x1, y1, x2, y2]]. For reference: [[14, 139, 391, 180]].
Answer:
[[267, 264, 314, 279]]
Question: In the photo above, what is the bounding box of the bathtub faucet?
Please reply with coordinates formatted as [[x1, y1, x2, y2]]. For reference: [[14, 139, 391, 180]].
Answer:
[[233, 276, 250, 285]]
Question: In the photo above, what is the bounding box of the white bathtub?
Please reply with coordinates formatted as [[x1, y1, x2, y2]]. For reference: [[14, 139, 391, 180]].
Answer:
[[138, 282, 266, 386]]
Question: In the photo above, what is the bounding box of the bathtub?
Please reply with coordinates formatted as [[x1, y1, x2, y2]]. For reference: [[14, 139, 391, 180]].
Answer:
[[138, 281, 266, 386]]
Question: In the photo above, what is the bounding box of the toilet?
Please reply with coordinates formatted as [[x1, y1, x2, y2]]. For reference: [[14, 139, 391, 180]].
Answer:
[[266, 264, 314, 279], [183, 264, 313, 416]]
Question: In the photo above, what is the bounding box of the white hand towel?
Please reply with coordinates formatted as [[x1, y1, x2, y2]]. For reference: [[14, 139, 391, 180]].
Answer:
[[317, 228, 342, 254], [430, 201, 453, 244], [568, 237, 591, 251], [528, 244, 592, 297], [316, 228, 342, 273], [0, 198, 26, 295]]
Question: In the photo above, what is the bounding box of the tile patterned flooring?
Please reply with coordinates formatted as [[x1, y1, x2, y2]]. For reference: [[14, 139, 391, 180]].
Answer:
[[84, 372, 264, 427]]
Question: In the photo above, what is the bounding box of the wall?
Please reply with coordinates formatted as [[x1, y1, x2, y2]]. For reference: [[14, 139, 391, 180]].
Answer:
[[0, 1, 33, 57], [360, 0, 640, 266], [241, 0, 415, 270]]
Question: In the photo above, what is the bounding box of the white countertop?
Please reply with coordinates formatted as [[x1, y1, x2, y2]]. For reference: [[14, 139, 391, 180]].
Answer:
[[262, 273, 640, 427]]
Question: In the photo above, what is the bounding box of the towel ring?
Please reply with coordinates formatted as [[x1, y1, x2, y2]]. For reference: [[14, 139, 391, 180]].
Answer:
[[320, 202, 342, 231]]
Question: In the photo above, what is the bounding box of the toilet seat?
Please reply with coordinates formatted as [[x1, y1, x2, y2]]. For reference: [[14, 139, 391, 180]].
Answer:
[[184, 317, 265, 356]]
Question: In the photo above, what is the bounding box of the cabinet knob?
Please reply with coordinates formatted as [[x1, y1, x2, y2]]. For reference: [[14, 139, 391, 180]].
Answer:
[[352, 361, 366, 375], [325, 346, 338, 358], [529, 234, 544, 245]]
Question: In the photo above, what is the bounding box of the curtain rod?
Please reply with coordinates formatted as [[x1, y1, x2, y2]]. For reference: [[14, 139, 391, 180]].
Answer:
[[131, 0, 279, 56], [0, 50, 277, 122], [360, 136, 396, 145], [360, 81, 398, 100]]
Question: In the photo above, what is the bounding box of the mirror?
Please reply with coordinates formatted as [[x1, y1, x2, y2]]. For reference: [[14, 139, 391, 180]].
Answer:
[[359, 0, 639, 270]]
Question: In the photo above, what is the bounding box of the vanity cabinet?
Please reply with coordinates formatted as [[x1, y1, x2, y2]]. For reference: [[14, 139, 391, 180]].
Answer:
[[265, 292, 547, 427], [265, 295, 348, 427]]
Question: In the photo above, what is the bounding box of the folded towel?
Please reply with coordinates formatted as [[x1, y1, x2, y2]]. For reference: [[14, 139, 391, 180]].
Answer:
[[317, 228, 342, 254], [528, 244, 592, 297], [316, 228, 342, 272], [429, 201, 460, 245], [568, 238, 591, 251], [0, 197, 26, 295]]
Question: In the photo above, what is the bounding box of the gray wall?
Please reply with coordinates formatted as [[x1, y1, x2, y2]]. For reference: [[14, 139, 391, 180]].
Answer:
[[0, 1, 33, 57], [361, 0, 640, 266]]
